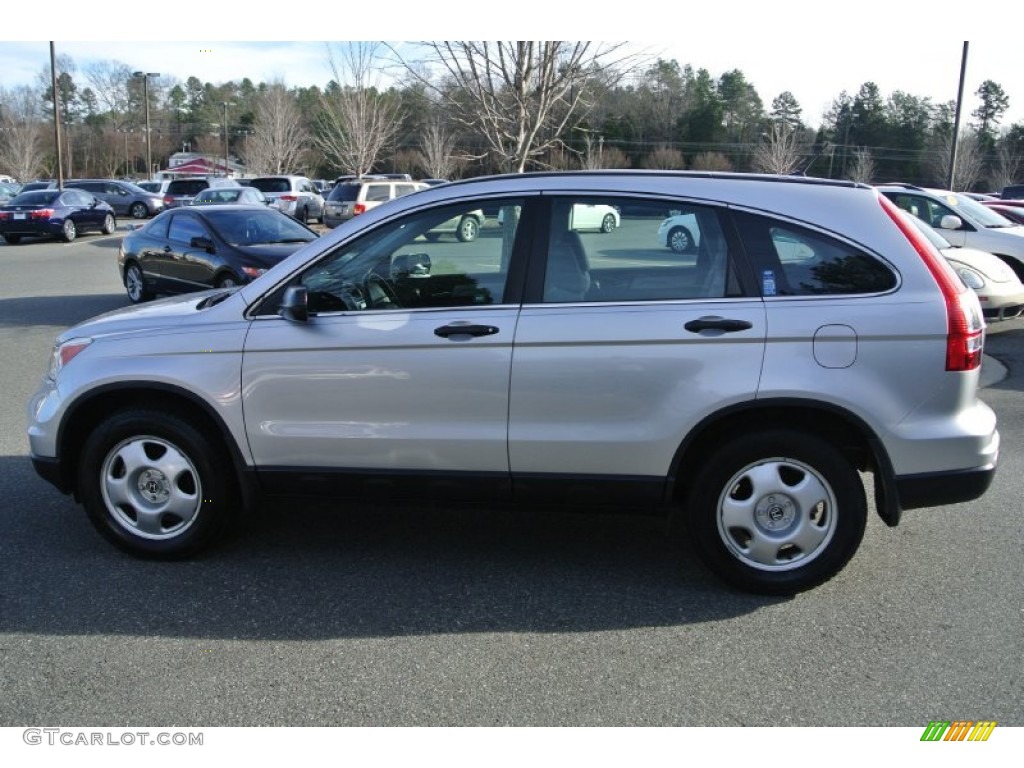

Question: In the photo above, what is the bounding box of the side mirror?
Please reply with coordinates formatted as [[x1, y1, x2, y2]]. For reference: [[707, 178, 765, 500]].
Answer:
[[278, 285, 309, 323], [190, 236, 215, 253], [391, 252, 432, 278], [938, 214, 963, 230]]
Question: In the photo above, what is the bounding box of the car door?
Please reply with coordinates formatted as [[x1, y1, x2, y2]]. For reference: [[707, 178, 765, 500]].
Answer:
[[241, 196, 531, 500], [508, 194, 767, 506], [66, 189, 106, 231], [163, 211, 218, 289]]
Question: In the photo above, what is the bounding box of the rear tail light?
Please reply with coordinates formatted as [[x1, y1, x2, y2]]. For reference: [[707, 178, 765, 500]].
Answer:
[[163, 195, 173, 206], [880, 195, 983, 371], [354, 203, 366, 215], [0, 212, 8, 220], [280, 195, 298, 202], [30, 208, 55, 219]]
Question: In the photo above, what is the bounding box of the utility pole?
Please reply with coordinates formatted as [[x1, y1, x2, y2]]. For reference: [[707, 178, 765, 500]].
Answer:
[[133, 71, 160, 180], [947, 42, 969, 191]]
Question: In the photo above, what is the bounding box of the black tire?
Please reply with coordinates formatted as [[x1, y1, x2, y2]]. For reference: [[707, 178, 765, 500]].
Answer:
[[456, 215, 480, 242], [129, 202, 148, 219], [61, 218, 77, 243], [124, 262, 153, 303], [3, 234, 21, 245], [683, 429, 866, 595], [600, 213, 616, 233], [216, 273, 239, 289], [102, 213, 117, 235], [297, 206, 308, 225], [667, 225, 693, 254], [76, 408, 240, 558]]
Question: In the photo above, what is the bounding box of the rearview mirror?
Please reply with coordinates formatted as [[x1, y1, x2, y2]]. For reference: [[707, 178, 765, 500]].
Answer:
[[190, 236, 215, 252], [279, 285, 309, 323]]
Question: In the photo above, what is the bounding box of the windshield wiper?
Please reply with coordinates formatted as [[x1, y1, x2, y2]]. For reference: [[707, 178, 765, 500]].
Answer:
[[196, 290, 234, 309]]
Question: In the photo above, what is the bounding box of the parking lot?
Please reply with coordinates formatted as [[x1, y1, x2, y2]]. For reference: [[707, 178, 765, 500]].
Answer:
[[0, 228, 1022, 726]]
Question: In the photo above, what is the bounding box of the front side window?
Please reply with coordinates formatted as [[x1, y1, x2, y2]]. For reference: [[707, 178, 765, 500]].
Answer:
[[258, 199, 524, 316], [540, 197, 741, 303], [734, 211, 897, 296], [167, 213, 209, 244]]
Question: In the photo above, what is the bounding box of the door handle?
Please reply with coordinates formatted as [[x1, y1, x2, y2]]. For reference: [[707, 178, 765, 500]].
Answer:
[[684, 316, 753, 333], [434, 323, 499, 338]]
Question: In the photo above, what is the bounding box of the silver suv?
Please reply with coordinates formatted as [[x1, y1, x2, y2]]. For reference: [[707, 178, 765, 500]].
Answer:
[[26, 172, 999, 594], [248, 175, 324, 224]]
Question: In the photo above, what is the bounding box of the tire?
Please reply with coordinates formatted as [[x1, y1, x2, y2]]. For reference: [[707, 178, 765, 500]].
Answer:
[[684, 429, 866, 595], [102, 213, 117, 235], [297, 206, 308, 225], [667, 225, 693, 254], [124, 262, 153, 303], [423, 232, 441, 242], [61, 218, 77, 243], [216, 274, 239, 289], [456, 215, 480, 242], [3, 234, 21, 245], [76, 408, 240, 558], [600, 213, 616, 233], [129, 202, 148, 219]]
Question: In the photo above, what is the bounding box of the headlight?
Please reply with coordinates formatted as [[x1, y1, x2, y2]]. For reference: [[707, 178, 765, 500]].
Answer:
[[47, 337, 92, 380], [954, 266, 985, 290]]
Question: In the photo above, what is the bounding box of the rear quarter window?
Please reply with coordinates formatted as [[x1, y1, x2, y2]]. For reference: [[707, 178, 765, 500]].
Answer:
[[734, 211, 897, 296]]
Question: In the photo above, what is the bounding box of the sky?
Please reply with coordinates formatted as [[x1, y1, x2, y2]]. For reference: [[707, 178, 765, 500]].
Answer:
[[2, 4, 1022, 130]]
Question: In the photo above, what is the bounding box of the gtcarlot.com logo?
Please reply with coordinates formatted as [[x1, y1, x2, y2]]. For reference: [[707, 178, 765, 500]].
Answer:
[[920, 721, 997, 742], [23, 728, 203, 747]]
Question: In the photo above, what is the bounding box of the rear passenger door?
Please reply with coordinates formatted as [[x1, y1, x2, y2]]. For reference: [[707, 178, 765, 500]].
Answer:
[[508, 195, 767, 505]]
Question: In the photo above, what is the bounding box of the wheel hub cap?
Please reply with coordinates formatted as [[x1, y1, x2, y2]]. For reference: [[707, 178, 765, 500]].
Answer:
[[138, 469, 170, 503], [755, 493, 796, 531]]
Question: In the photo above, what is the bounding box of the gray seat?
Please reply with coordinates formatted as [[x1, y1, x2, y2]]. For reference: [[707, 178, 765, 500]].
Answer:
[[544, 230, 591, 302]]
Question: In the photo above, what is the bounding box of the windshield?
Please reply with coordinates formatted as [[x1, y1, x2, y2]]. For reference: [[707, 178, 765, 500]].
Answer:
[[9, 190, 60, 205], [944, 192, 1016, 228], [250, 178, 290, 194], [204, 209, 318, 245]]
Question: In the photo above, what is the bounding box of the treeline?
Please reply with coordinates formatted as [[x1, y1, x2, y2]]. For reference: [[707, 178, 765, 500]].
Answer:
[[0, 50, 1021, 191]]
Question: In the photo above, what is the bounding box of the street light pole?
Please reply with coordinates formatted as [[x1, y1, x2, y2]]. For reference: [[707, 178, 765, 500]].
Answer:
[[133, 71, 160, 180], [222, 101, 231, 178]]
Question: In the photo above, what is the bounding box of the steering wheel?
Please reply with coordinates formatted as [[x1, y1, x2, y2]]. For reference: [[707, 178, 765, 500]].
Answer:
[[364, 272, 400, 309]]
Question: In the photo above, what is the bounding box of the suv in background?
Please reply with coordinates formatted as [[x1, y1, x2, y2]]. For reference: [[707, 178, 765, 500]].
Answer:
[[26, 172, 999, 595], [162, 177, 239, 209], [878, 184, 1024, 281], [322, 179, 427, 228], [65, 179, 164, 219], [248, 175, 324, 224]]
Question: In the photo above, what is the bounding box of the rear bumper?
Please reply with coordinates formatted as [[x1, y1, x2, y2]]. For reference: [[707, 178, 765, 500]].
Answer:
[[896, 463, 997, 511]]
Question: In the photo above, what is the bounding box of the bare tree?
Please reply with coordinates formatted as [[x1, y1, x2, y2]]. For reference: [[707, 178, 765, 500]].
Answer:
[[751, 121, 809, 175], [245, 81, 308, 175], [315, 43, 403, 177], [930, 131, 985, 190], [988, 139, 1022, 191], [417, 118, 460, 179], [642, 144, 685, 169], [0, 86, 46, 180], [690, 151, 733, 171], [400, 41, 639, 173], [83, 60, 135, 130], [847, 147, 876, 183]]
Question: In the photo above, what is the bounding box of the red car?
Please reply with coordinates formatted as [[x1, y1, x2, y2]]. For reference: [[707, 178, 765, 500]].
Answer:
[[982, 199, 1024, 225]]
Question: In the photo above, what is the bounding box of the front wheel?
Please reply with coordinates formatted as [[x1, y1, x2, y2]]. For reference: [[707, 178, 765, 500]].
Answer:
[[102, 213, 117, 235], [124, 262, 153, 303], [76, 409, 240, 557], [456, 216, 480, 242], [667, 225, 693, 254], [684, 429, 866, 594]]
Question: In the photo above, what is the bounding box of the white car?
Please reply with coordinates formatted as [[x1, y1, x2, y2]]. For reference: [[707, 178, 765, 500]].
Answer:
[[878, 185, 1024, 282], [499, 202, 619, 233], [657, 213, 700, 253], [905, 213, 1024, 321]]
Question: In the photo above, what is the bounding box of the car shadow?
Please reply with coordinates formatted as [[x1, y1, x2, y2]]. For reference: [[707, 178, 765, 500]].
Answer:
[[0, 293, 127, 329], [0, 454, 784, 642]]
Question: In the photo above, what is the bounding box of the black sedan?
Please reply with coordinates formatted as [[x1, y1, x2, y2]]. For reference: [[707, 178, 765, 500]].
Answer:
[[0, 188, 117, 244], [117, 204, 319, 303]]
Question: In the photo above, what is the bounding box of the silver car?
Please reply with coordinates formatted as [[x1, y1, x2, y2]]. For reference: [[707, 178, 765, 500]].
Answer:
[[248, 175, 324, 224], [27, 171, 999, 594]]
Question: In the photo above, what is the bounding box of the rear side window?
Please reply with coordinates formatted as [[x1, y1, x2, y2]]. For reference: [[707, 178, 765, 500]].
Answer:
[[250, 178, 291, 193], [734, 211, 897, 296], [365, 184, 392, 202]]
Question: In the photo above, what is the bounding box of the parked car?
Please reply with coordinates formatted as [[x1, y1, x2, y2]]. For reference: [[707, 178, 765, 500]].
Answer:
[[247, 175, 324, 224], [322, 179, 427, 228], [0, 181, 20, 204], [136, 179, 172, 196], [116, 204, 318, 302], [18, 180, 56, 193], [878, 184, 1024, 281], [65, 179, 165, 219], [903, 212, 1024, 320], [0, 188, 116, 243], [191, 186, 272, 206], [420, 178, 449, 187], [1001, 184, 1024, 200], [28, 171, 998, 595], [497, 202, 620, 234], [984, 204, 1024, 226], [163, 177, 239, 209]]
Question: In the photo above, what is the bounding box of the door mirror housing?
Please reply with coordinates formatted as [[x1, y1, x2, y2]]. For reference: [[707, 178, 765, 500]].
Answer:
[[278, 285, 309, 323]]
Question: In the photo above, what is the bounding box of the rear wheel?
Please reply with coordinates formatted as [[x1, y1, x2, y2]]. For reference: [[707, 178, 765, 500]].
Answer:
[[684, 429, 866, 594], [61, 219, 77, 243], [600, 213, 616, 233], [2, 234, 21, 245], [667, 225, 693, 254], [129, 202, 148, 219], [456, 216, 480, 242], [216, 274, 239, 289], [76, 408, 240, 557]]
